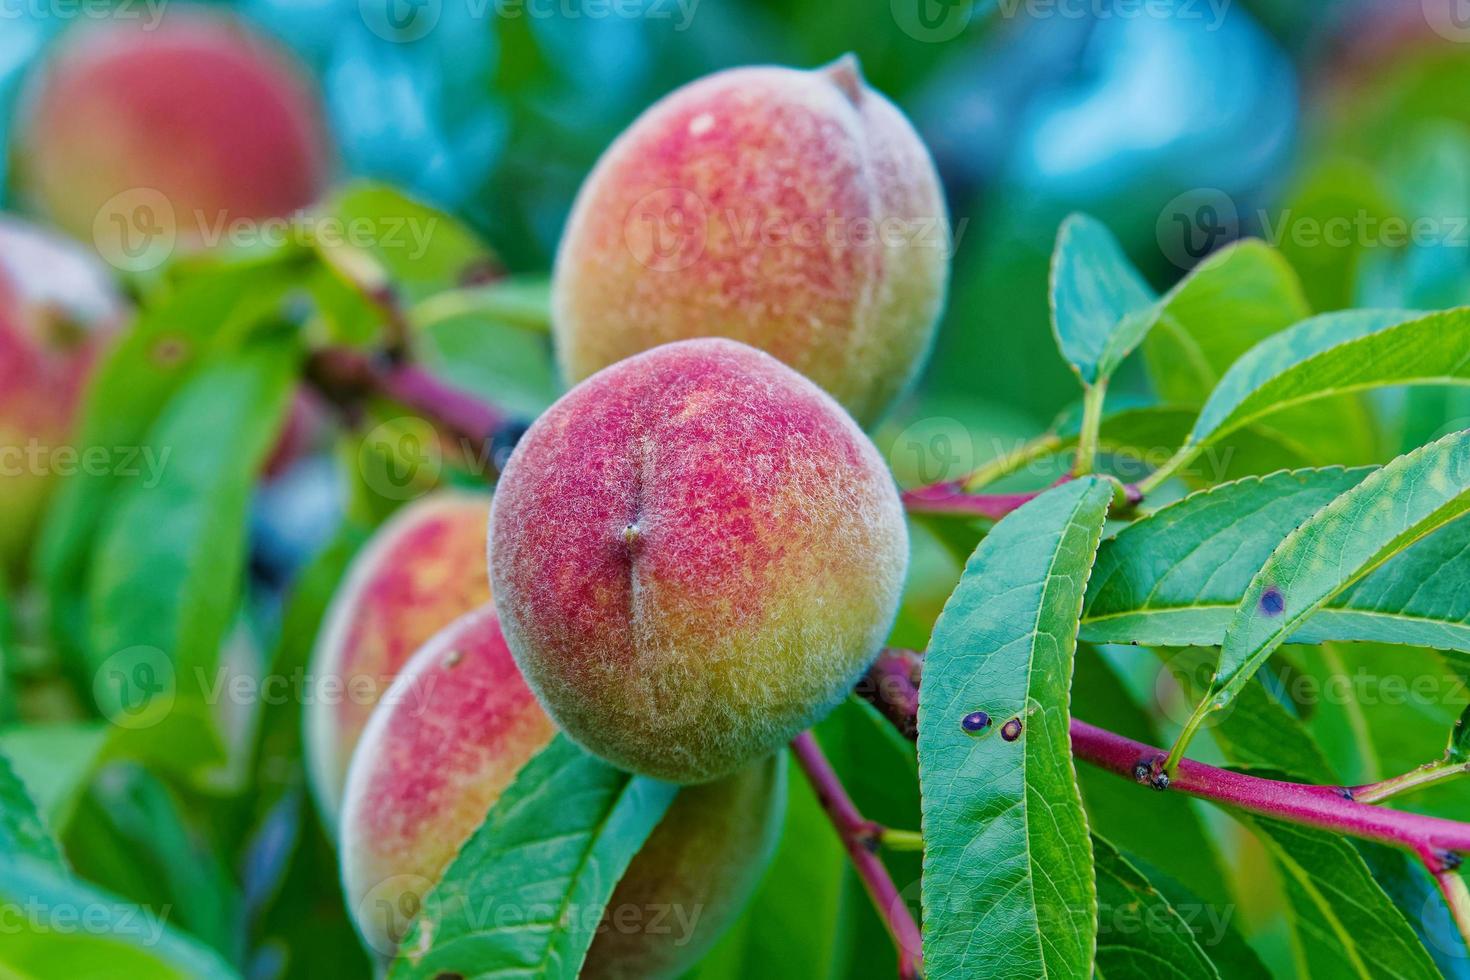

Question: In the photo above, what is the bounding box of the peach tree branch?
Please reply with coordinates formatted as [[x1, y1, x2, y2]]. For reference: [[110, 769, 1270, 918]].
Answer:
[[790, 732, 923, 980]]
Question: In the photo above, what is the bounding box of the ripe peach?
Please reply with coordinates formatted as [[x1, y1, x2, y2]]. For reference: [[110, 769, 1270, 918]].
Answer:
[[13, 11, 331, 262], [0, 219, 121, 577], [304, 492, 492, 823], [338, 606, 783, 974], [489, 338, 908, 783], [552, 56, 949, 429]]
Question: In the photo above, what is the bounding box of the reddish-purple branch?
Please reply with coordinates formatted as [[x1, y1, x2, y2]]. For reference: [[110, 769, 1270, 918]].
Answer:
[[790, 732, 923, 980], [858, 653, 1470, 871], [901, 481, 1043, 518], [305, 347, 510, 469], [1071, 720, 1470, 869], [901, 475, 1141, 519]]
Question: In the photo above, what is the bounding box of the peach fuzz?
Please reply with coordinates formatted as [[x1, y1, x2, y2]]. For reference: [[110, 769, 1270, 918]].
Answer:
[[552, 55, 949, 429], [304, 491, 492, 823], [338, 606, 784, 976], [490, 338, 908, 784], [13, 11, 330, 258]]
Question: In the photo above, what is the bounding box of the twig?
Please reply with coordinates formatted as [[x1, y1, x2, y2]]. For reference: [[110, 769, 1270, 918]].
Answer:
[[856, 653, 1470, 866], [900, 483, 1043, 519], [790, 732, 923, 980], [901, 474, 1142, 520], [304, 347, 513, 475], [1353, 760, 1470, 805], [1073, 380, 1107, 476]]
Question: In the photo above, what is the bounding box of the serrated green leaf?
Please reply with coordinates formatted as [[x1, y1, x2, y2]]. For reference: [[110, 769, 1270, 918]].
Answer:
[[391, 736, 677, 979], [1248, 817, 1441, 979], [1083, 466, 1470, 654], [0, 852, 239, 979], [88, 337, 300, 713], [1205, 431, 1470, 719], [919, 477, 1113, 979], [1050, 214, 1157, 386], [0, 749, 63, 870], [1143, 240, 1312, 406], [1092, 835, 1221, 979], [1150, 306, 1470, 485]]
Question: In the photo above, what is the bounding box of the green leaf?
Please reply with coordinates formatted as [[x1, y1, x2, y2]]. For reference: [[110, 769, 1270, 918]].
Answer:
[[1357, 842, 1470, 977], [0, 852, 239, 979], [0, 749, 63, 870], [1149, 306, 1470, 485], [919, 477, 1113, 979], [35, 262, 303, 661], [1247, 817, 1441, 979], [1083, 466, 1470, 654], [1092, 835, 1221, 979], [1050, 213, 1157, 386], [254, 523, 369, 818], [320, 181, 500, 305], [1142, 240, 1312, 406], [66, 765, 243, 964], [0, 712, 224, 831], [391, 736, 677, 979], [1206, 431, 1470, 719], [88, 337, 300, 713]]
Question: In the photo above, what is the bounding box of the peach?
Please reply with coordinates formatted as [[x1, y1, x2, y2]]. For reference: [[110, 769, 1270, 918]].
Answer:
[[552, 55, 949, 429], [13, 11, 330, 263], [489, 338, 908, 783], [304, 492, 492, 823], [338, 606, 783, 975], [0, 219, 121, 577]]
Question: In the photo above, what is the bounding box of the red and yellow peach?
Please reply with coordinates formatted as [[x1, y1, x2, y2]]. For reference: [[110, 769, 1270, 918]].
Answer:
[[304, 492, 492, 822], [13, 11, 331, 263], [338, 606, 784, 975], [552, 56, 949, 428], [489, 338, 908, 784]]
